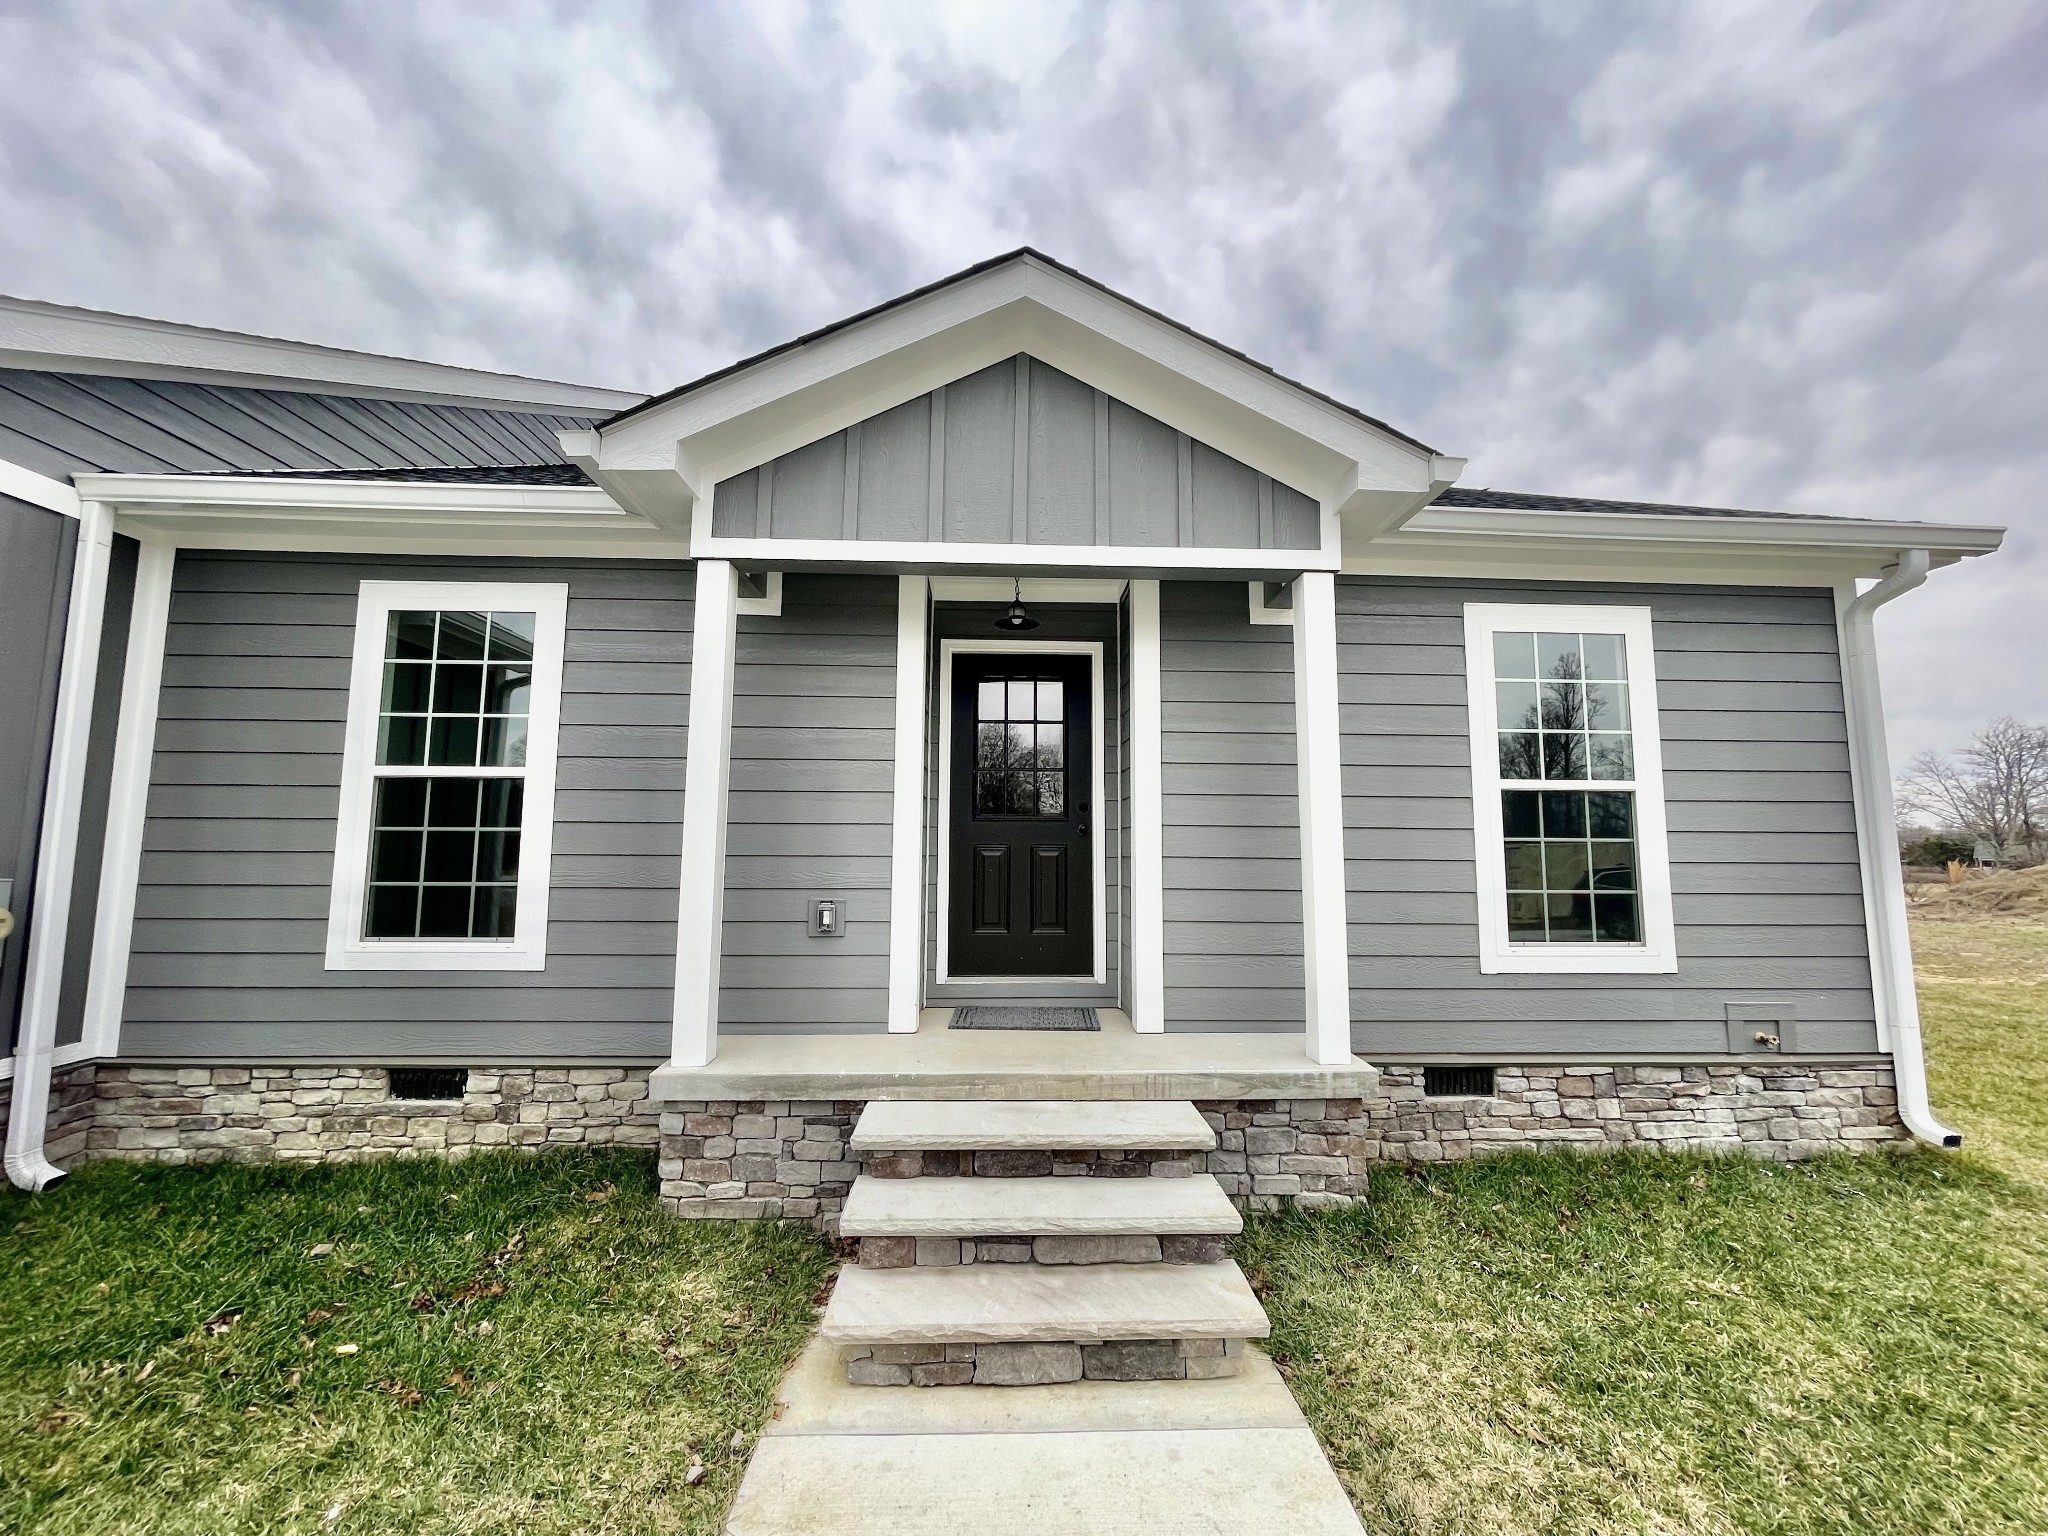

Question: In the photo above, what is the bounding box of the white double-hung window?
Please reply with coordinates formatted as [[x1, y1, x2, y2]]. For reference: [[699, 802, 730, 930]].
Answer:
[[1462, 603, 1677, 974], [325, 581, 568, 970]]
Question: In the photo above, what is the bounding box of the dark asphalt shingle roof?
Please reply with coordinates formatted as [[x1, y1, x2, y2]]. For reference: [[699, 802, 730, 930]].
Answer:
[[597, 248, 1439, 456], [1434, 487, 1827, 521]]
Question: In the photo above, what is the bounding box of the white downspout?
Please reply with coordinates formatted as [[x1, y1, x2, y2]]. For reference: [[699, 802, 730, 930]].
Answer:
[[1839, 549, 1961, 1148], [7, 501, 114, 1190]]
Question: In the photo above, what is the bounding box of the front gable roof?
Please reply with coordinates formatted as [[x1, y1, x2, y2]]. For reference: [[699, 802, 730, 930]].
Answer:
[[568, 249, 1463, 552]]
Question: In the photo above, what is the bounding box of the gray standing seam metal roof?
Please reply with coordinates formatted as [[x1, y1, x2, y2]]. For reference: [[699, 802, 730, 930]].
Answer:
[[0, 367, 601, 481]]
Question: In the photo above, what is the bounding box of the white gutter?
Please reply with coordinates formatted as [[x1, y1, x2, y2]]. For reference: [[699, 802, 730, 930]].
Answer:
[[1838, 549, 1961, 1148], [6, 501, 113, 1189]]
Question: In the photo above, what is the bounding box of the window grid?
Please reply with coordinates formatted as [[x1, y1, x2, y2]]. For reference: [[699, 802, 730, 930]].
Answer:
[[365, 609, 534, 942], [974, 676, 1066, 818], [1493, 629, 1642, 947]]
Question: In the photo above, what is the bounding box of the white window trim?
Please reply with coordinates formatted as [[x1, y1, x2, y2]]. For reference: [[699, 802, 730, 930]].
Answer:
[[325, 580, 568, 971], [934, 638, 1109, 987], [1462, 601, 1678, 975]]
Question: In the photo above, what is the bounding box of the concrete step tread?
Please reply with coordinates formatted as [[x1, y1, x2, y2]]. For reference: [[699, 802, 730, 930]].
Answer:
[[840, 1173, 1242, 1238], [819, 1260, 1270, 1347], [727, 1425, 1364, 1535], [851, 1099, 1216, 1153]]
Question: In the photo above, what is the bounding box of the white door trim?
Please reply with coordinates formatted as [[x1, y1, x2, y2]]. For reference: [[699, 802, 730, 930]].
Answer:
[[935, 638, 1108, 987]]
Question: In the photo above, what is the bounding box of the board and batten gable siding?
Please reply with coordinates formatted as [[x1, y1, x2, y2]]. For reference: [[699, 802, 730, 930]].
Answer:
[[720, 575, 898, 1033], [1336, 576, 1876, 1057], [0, 368, 598, 479], [710, 355, 1323, 552], [123, 552, 691, 1060], [1160, 581, 1304, 1032]]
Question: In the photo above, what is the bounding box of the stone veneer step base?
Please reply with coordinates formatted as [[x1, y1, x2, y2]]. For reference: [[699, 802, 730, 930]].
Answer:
[[857, 1233, 1229, 1267], [850, 1098, 1218, 1153], [846, 1337, 1245, 1387]]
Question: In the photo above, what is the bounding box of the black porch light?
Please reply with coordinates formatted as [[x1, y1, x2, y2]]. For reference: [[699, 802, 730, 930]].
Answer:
[[995, 578, 1040, 632]]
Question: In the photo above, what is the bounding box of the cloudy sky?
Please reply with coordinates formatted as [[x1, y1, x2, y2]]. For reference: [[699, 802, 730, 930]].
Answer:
[[1, 0, 2041, 761]]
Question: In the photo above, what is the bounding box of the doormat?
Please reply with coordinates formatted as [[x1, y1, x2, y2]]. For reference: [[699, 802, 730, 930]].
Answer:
[[949, 1007, 1100, 1032]]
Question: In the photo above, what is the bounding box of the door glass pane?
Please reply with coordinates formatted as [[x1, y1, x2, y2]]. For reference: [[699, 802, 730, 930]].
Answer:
[[978, 680, 1004, 720], [1007, 680, 1035, 718], [972, 670, 1071, 819], [1036, 680, 1063, 721]]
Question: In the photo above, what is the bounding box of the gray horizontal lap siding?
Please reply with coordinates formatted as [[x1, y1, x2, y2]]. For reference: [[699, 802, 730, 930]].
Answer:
[[123, 552, 691, 1059], [710, 355, 1321, 551], [0, 368, 598, 478], [721, 575, 898, 1033], [1337, 576, 1876, 1058], [1161, 582, 1303, 1032]]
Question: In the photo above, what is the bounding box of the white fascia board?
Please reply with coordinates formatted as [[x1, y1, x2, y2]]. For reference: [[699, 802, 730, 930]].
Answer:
[[72, 473, 687, 557], [0, 293, 642, 412], [71, 472, 627, 517], [1397, 505, 2005, 557], [694, 533, 1338, 575], [597, 256, 1436, 508], [0, 456, 82, 517]]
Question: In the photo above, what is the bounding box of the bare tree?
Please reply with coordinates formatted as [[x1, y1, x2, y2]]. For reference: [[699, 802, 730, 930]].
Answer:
[[1898, 716, 2048, 861]]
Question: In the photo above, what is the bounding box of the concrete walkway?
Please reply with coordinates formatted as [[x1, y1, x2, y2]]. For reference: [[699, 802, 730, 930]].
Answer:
[[725, 1336, 1365, 1535]]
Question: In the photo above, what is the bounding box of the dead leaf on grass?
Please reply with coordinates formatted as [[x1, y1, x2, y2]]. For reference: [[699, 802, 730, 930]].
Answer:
[[307, 1243, 335, 1258], [446, 1370, 473, 1395], [449, 1278, 508, 1305], [376, 1379, 424, 1408], [304, 1308, 334, 1325], [37, 1404, 87, 1433], [333, 1343, 359, 1356], [586, 1182, 616, 1204], [409, 1290, 437, 1312], [205, 1311, 241, 1337]]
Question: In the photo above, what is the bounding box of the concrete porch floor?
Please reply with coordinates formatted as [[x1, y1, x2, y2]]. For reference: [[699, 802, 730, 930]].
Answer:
[[649, 1008, 1379, 1103]]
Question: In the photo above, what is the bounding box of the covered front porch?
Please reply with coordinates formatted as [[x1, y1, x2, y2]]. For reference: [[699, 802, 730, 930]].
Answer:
[[650, 1007, 1381, 1103]]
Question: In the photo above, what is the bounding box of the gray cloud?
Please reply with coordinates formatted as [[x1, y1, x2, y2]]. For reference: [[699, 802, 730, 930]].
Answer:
[[1, 0, 2040, 760]]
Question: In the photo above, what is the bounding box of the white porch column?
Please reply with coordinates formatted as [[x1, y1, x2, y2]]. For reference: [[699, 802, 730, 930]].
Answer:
[[669, 558, 740, 1068], [1291, 570, 1354, 1065], [6, 501, 113, 1190], [80, 539, 176, 1060], [886, 575, 929, 1032], [1129, 579, 1165, 1033]]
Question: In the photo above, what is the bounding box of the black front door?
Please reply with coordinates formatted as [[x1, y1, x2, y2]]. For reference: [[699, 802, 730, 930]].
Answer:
[[949, 653, 1093, 977]]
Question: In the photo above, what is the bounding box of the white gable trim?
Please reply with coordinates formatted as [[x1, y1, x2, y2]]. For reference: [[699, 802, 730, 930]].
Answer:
[[576, 254, 1455, 540], [0, 293, 641, 412]]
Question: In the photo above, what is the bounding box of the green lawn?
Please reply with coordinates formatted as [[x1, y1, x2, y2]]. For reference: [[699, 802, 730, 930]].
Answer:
[[1245, 909, 2048, 1535], [0, 1150, 834, 1535], [3, 913, 2042, 1534]]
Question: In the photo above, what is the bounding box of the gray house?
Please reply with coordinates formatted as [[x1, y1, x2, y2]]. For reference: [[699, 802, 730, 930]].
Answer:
[[1, 252, 2005, 1226]]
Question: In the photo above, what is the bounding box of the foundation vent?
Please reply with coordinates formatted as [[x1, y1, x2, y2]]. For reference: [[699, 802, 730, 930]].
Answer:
[[387, 1067, 469, 1102], [1422, 1065, 1496, 1099]]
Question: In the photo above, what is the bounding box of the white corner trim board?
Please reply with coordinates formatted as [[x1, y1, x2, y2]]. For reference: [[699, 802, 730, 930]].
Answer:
[[671, 559, 741, 1068], [6, 503, 113, 1191], [1128, 581, 1165, 1033], [934, 638, 1109, 988], [887, 576, 931, 1032], [79, 539, 176, 1059], [1291, 572, 1354, 1065], [324, 580, 568, 972], [1461, 601, 1679, 975]]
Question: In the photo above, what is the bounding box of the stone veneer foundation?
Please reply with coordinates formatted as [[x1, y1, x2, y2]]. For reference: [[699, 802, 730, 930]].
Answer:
[[4, 1062, 1904, 1218]]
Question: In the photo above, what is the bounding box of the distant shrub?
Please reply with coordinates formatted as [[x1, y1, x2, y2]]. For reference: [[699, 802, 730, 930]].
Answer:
[[1901, 833, 1977, 867]]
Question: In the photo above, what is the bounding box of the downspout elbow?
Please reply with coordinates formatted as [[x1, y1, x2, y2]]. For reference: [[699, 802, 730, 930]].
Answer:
[[1843, 549, 1960, 1149]]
